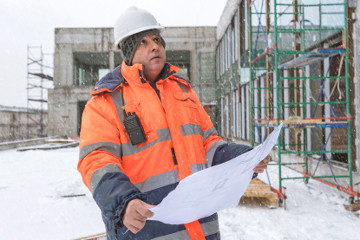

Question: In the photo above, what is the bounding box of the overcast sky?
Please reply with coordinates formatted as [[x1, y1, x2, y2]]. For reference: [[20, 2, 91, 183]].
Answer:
[[0, 0, 228, 107]]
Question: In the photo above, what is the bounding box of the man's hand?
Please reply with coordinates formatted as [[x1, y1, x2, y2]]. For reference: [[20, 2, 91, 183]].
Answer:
[[122, 199, 155, 234], [253, 154, 270, 173]]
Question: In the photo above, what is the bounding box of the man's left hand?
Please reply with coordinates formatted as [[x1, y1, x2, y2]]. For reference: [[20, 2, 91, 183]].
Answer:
[[253, 154, 270, 173]]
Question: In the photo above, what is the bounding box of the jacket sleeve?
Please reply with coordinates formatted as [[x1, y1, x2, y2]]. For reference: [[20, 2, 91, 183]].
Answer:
[[77, 95, 146, 232], [212, 143, 258, 179]]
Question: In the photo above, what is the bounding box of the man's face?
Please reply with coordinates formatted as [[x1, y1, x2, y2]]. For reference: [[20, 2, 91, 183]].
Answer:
[[132, 33, 166, 81]]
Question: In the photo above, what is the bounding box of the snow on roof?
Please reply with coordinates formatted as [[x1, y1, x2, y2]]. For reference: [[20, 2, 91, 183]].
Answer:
[[0, 104, 47, 113], [217, 0, 240, 40]]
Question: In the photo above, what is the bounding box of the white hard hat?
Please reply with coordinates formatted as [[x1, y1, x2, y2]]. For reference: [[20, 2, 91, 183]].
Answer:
[[114, 7, 164, 49]]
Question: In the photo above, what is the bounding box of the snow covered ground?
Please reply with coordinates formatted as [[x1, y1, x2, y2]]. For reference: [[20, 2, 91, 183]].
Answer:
[[0, 147, 359, 240]]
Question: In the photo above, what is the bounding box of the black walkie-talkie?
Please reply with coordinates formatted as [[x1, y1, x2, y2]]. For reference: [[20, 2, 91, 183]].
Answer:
[[123, 112, 147, 145]]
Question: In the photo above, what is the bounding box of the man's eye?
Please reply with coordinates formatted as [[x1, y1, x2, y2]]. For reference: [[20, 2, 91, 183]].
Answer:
[[140, 40, 146, 45], [153, 37, 160, 43]]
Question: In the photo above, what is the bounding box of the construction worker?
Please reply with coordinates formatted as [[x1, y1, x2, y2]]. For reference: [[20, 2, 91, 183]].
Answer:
[[78, 6, 270, 240]]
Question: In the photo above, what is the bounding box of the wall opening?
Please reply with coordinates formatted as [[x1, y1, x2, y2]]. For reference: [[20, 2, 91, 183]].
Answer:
[[77, 101, 87, 136], [166, 50, 191, 81], [73, 52, 110, 86]]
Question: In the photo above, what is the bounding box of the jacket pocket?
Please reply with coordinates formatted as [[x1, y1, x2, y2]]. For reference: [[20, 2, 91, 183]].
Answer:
[[174, 92, 201, 125], [123, 102, 157, 144]]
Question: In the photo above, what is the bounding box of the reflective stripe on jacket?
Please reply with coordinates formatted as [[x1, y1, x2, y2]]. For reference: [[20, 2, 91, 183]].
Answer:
[[78, 61, 225, 240]]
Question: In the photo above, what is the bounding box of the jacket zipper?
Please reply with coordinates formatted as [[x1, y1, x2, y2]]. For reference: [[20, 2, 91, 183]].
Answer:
[[138, 69, 179, 166]]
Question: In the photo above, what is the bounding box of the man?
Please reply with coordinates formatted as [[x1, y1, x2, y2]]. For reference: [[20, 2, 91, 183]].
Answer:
[[78, 7, 270, 240]]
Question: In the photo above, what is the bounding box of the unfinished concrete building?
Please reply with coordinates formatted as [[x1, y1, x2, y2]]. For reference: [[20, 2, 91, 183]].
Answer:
[[48, 26, 217, 138]]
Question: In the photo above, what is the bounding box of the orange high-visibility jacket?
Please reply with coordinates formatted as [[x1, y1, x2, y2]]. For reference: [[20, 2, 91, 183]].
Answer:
[[78, 62, 252, 240]]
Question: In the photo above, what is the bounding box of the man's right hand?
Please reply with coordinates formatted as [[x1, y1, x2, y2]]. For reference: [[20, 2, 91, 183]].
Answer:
[[122, 199, 155, 234]]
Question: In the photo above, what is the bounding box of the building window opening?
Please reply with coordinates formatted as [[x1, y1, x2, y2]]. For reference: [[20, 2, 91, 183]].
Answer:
[[73, 52, 109, 86], [166, 50, 191, 82]]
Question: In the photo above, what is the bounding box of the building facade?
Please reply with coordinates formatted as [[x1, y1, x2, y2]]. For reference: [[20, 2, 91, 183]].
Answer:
[[215, 0, 359, 193]]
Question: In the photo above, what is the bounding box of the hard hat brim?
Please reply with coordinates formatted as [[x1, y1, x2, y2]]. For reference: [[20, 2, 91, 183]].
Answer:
[[115, 25, 164, 50]]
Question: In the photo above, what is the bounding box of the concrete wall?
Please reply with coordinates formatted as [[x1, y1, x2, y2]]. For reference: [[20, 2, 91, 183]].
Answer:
[[48, 87, 92, 137], [0, 109, 27, 142], [49, 27, 217, 137], [48, 28, 114, 137], [0, 106, 47, 142]]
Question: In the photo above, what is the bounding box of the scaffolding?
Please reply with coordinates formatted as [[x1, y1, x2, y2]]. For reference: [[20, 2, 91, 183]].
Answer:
[[26, 46, 53, 138], [248, 0, 359, 202]]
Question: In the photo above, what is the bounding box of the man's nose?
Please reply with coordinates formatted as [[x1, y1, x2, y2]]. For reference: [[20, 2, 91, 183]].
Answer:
[[150, 40, 159, 51]]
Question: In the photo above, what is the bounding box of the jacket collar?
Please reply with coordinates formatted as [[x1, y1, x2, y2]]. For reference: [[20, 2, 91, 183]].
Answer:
[[90, 65, 124, 96], [90, 61, 180, 96], [121, 61, 179, 86]]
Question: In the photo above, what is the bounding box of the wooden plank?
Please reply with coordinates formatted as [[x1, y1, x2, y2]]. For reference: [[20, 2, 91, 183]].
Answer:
[[281, 119, 320, 124], [260, 118, 319, 125], [244, 185, 272, 193], [244, 191, 278, 198], [75, 233, 107, 240], [263, 196, 278, 208], [344, 203, 360, 212], [259, 119, 348, 126], [241, 178, 278, 208]]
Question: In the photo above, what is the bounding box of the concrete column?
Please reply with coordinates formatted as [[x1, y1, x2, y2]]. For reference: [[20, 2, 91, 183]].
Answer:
[[241, 86, 245, 139], [221, 97, 224, 137], [225, 94, 229, 138], [355, 2, 360, 172], [299, 67, 304, 146], [246, 84, 250, 140], [254, 78, 258, 143], [273, 70, 277, 121], [305, 65, 312, 153], [191, 49, 199, 96], [109, 50, 114, 71], [244, 3, 248, 51], [323, 43, 331, 159], [260, 76, 265, 140], [284, 70, 289, 150]]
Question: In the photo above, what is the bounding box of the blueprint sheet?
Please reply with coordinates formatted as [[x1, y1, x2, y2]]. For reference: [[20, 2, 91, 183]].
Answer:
[[149, 124, 283, 225]]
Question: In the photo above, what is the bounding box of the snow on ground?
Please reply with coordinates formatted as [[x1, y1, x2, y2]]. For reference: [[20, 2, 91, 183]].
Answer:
[[0, 147, 359, 240], [219, 166, 360, 240], [0, 147, 104, 239]]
